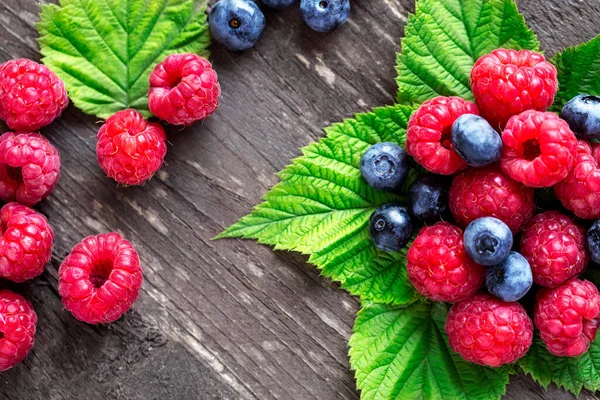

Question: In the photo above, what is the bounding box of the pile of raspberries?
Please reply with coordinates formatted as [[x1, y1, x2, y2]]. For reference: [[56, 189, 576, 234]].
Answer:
[[404, 48, 600, 367], [0, 54, 220, 371]]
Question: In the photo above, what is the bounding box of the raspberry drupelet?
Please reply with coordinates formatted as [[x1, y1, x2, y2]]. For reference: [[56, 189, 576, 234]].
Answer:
[[58, 232, 143, 324], [0, 290, 37, 372]]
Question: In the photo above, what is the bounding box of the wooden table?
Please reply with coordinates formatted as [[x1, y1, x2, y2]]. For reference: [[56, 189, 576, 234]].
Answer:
[[1, 0, 599, 398]]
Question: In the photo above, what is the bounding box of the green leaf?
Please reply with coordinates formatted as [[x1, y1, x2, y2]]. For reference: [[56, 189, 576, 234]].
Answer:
[[37, 0, 210, 119], [217, 104, 419, 305], [519, 334, 600, 395], [349, 301, 511, 400], [550, 35, 600, 112], [396, 0, 539, 104]]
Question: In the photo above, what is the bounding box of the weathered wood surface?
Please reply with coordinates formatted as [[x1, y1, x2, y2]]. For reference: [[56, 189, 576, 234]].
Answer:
[[0, 0, 599, 399]]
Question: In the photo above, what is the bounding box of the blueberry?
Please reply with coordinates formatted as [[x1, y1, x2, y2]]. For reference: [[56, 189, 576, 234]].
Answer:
[[360, 142, 409, 192], [408, 174, 448, 223], [486, 252, 533, 302], [209, 0, 266, 52], [369, 204, 413, 252], [587, 220, 600, 264], [464, 217, 513, 266], [451, 114, 502, 167], [261, 0, 295, 8], [561, 94, 600, 139], [300, 0, 350, 32]]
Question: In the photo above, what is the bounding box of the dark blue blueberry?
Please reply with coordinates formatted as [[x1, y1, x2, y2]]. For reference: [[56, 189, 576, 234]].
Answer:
[[451, 114, 502, 167], [486, 252, 533, 302], [464, 217, 512, 266], [587, 220, 600, 264], [360, 142, 409, 192], [408, 174, 448, 223], [300, 0, 350, 32], [210, 0, 266, 52], [261, 0, 295, 9], [369, 204, 413, 252], [561, 94, 600, 139]]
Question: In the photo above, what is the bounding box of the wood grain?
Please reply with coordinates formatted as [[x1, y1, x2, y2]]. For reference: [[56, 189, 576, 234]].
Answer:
[[0, 0, 599, 399]]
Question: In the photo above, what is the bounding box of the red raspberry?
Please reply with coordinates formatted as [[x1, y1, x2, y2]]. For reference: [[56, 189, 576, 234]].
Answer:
[[554, 140, 600, 219], [96, 109, 167, 186], [535, 279, 600, 357], [520, 211, 588, 288], [470, 49, 557, 129], [406, 222, 484, 302], [406, 96, 478, 175], [500, 110, 577, 188], [0, 59, 68, 131], [446, 294, 533, 367], [58, 232, 143, 324], [0, 203, 53, 282], [449, 165, 534, 233], [0, 132, 60, 206], [148, 53, 220, 126], [0, 290, 36, 371]]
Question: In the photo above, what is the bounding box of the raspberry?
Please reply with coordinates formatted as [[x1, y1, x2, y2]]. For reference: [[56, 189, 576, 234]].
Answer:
[[406, 222, 484, 302], [96, 109, 167, 186], [149, 53, 220, 126], [58, 232, 143, 324], [0, 132, 60, 206], [445, 294, 533, 367], [406, 96, 478, 175], [520, 211, 588, 288], [0, 290, 36, 371], [449, 165, 534, 233], [554, 140, 600, 219], [500, 110, 577, 188], [470, 49, 557, 129], [0, 59, 68, 131], [535, 279, 600, 357], [0, 203, 53, 282]]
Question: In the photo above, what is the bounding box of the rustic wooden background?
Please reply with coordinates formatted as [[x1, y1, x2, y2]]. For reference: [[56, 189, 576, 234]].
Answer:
[[0, 0, 599, 399]]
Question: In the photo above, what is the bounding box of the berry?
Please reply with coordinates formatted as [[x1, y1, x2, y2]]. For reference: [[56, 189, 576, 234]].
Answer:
[[407, 174, 448, 223], [470, 49, 557, 129], [300, 0, 350, 32], [96, 109, 167, 186], [535, 279, 600, 357], [587, 220, 600, 264], [463, 217, 513, 266], [0, 290, 36, 372], [561, 94, 600, 139], [500, 110, 577, 188], [360, 142, 408, 192], [0, 132, 60, 206], [449, 166, 534, 233], [554, 140, 600, 220], [368, 204, 412, 252], [0, 59, 68, 131], [0, 203, 53, 282], [486, 252, 533, 302], [58, 232, 143, 324], [406, 222, 484, 302], [451, 114, 502, 167], [520, 211, 588, 288], [209, 0, 266, 52], [446, 294, 533, 367], [261, 0, 295, 8], [148, 54, 220, 126]]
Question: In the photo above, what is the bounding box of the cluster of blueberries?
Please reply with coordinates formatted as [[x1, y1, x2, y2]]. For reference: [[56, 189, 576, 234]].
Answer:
[[209, 0, 351, 51], [361, 94, 600, 303]]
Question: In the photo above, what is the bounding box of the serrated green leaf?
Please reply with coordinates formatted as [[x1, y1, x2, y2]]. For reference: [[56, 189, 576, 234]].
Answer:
[[217, 104, 419, 305], [37, 0, 210, 119], [349, 301, 511, 400], [519, 333, 600, 395], [550, 35, 600, 112], [396, 0, 539, 104]]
